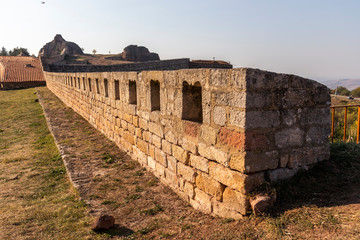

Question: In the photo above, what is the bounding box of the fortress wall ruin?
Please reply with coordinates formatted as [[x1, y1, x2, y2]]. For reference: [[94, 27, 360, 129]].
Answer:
[[44, 68, 330, 218]]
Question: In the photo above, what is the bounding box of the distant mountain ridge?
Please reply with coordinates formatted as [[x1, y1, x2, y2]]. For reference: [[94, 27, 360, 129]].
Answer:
[[320, 79, 360, 90]]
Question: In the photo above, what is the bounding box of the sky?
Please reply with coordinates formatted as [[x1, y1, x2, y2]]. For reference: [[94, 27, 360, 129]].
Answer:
[[0, 0, 359, 82]]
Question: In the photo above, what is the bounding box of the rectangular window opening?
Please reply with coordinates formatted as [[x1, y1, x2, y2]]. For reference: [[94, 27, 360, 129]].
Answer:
[[129, 80, 137, 105], [182, 81, 203, 123], [83, 77, 86, 90], [150, 80, 160, 111], [88, 78, 92, 92], [78, 77, 81, 89], [96, 78, 100, 94], [104, 79, 109, 97], [115, 80, 120, 100]]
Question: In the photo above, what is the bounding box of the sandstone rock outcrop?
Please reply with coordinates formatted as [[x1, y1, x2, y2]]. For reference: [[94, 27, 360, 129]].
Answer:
[[39, 34, 83, 64], [121, 45, 160, 62]]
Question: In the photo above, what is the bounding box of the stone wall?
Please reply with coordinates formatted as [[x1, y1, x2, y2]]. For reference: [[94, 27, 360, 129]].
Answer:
[[43, 58, 191, 73], [44, 68, 330, 218]]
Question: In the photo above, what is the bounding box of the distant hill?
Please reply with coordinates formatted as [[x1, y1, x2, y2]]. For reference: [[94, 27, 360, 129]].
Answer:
[[320, 79, 360, 90]]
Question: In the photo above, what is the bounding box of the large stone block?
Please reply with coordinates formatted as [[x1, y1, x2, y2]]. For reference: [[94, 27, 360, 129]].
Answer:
[[245, 111, 280, 129], [198, 143, 229, 167], [196, 173, 224, 201], [200, 125, 218, 146], [190, 188, 212, 214], [189, 154, 209, 173], [172, 144, 189, 164], [230, 151, 279, 173], [177, 162, 196, 183], [275, 128, 304, 148], [149, 121, 163, 137], [229, 109, 245, 128], [222, 188, 249, 215], [213, 106, 227, 126], [180, 138, 197, 154], [154, 147, 167, 167]]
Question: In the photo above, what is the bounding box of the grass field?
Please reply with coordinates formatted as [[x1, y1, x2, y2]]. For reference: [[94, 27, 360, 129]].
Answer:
[[0, 88, 97, 239], [0, 88, 359, 239]]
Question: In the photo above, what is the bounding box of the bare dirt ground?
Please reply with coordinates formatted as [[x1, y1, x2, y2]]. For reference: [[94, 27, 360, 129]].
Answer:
[[34, 86, 360, 240]]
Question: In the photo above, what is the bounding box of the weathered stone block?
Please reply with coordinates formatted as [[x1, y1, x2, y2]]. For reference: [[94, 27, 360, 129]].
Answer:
[[167, 156, 177, 173], [213, 106, 227, 126], [212, 201, 244, 219], [149, 144, 155, 160], [143, 131, 151, 142], [152, 134, 162, 149], [275, 128, 304, 148], [189, 154, 209, 173], [137, 139, 149, 155], [155, 161, 165, 177], [147, 156, 156, 170], [165, 130, 177, 144], [198, 143, 229, 167], [200, 125, 218, 146], [229, 109, 245, 128], [209, 69, 230, 86], [177, 162, 196, 183], [172, 144, 189, 164], [209, 162, 265, 194], [123, 131, 135, 145], [162, 139, 172, 155], [191, 188, 212, 214], [139, 118, 149, 130], [155, 147, 167, 167], [149, 122, 163, 137], [222, 188, 249, 215], [196, 173, 224, 201], [124, 113, 133, 123], [180, 138, 197, 154], [245, 111, 280, 129], [184, 181, 195, 199], [218, 127, 245, 151], [184, 121, 200, 138]]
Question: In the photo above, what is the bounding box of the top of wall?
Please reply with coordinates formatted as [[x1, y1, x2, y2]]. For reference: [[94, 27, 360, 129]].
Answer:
[[42, 58, 233, 73]]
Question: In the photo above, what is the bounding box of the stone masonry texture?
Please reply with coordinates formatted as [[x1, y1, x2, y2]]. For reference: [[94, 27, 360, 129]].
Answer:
[[44, 68, 330, 218]]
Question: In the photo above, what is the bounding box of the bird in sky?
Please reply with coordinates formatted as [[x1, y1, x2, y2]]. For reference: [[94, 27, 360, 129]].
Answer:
[[41, 1, 46, 4]]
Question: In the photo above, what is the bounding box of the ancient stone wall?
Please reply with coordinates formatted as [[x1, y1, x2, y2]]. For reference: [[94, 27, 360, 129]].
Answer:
[[44, 68, 330, 218], [43, 58, 191, 73]]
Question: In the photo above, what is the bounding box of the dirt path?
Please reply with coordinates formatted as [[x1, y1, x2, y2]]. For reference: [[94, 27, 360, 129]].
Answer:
[[37, 87, 360, 239]]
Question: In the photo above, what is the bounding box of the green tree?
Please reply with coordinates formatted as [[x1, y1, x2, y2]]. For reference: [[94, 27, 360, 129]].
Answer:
[[336, 86, 351, 96], [0, 47, 8, 56], [9, 47, 30, 56], [350, 87, 360, 98]]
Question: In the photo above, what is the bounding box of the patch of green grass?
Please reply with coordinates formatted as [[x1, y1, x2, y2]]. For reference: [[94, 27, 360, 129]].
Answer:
[[0, 88, 94, 239], [141, 204, 163, 216], [138, 222, 159, 235], [101, 153, 115, 164]]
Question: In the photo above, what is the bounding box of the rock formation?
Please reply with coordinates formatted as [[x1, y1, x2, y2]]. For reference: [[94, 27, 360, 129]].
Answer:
[[39, 34, 83, 64], [121, 45, 160, 62]]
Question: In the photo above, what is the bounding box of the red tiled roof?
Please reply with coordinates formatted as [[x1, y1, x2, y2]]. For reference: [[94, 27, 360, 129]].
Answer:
[[0, 56, 45, 83]]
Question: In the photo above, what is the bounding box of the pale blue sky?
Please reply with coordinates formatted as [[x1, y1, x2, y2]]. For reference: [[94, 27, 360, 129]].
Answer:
[[0, 0, 359, 81]]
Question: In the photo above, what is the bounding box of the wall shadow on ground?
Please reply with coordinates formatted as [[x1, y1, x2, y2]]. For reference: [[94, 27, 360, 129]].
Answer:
[[270, 142, 360, 215]]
